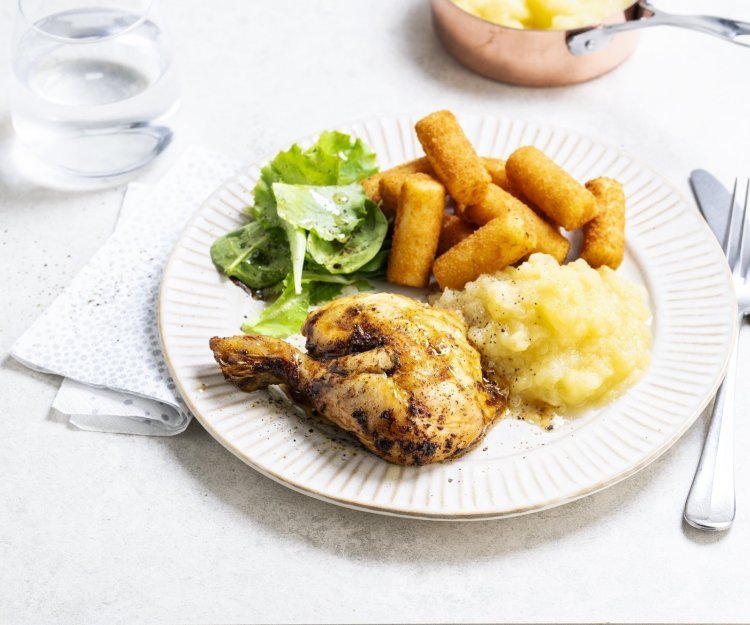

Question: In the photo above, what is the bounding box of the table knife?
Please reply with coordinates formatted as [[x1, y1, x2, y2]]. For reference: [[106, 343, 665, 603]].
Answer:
[[690, 169, 740, 266], [684, 168, 740, 531]]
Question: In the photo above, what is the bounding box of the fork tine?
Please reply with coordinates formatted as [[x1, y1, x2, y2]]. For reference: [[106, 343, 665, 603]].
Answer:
[[724, 180, 738, 260], [741, 179, 750, 278]]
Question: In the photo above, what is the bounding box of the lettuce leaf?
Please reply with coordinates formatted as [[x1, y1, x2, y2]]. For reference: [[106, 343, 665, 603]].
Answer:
[[216, 130, 386, 336], [240, 275, 312, 338], [251, 131, 378, 228], [241, 272, 371, 338], [280, 221, 307, 294], [273, 182, 368, 242], [356, 246, 390, 277], [307, 201, 388, 274]]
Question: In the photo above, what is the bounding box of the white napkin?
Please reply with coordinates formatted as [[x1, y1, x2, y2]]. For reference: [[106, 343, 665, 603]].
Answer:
[[11, 147, 241, 435]]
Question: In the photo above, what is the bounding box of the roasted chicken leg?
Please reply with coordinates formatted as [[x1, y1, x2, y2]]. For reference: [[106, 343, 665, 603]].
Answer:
[[209, 293, 506, 465]]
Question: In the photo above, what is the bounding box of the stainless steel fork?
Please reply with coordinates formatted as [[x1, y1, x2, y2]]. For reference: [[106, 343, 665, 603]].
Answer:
[[684, 180, 750, 531]]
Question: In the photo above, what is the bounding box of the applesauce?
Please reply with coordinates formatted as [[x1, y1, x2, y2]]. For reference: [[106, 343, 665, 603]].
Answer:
[[452, 0, 633, 30], [433, 253, 652, 414]]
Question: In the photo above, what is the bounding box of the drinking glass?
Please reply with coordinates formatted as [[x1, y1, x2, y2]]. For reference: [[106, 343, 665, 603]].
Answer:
[[10, 0, 180, 179]]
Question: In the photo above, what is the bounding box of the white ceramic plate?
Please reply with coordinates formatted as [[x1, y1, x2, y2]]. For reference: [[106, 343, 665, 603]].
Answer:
[[159, 114, 736, 520]]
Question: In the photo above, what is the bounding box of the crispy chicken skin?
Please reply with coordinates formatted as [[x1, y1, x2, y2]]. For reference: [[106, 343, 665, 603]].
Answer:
[[209, 293, 506, 465]]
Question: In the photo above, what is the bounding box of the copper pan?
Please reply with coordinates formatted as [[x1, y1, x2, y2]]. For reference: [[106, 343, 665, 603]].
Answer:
[[431, 0, 750, 87]]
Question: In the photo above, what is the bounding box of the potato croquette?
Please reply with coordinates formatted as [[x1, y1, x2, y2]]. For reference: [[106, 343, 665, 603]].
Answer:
[[581, 177, 626, 269], [463, 184, 570, 263], [433, 212, 537, 290], [387, 173, 446, 288], [481, 156, 534, 205], [481, 157, 507, 187], [438, 214, 476, 255], [530, 212, 570, 264], [360, 173, 383, 204], [506, 145, 599, 230], [415, 110, 491, 206], [377, 158, 434, 217]]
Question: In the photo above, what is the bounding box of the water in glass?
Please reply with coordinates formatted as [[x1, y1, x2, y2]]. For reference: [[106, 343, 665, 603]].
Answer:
[[11, 2, 180, 178]]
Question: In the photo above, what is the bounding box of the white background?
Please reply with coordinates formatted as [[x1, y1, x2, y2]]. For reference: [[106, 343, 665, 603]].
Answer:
[[1, 0, 750, 623]]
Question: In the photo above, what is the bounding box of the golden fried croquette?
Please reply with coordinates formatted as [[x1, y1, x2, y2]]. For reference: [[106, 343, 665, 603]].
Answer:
[[437, 214, 476, 255], [481, 156, 535, 206], [481, 157, 507, 187], [463, 184, 569, 263], [360, 173, 383, 204], [581, 177, 626, 269], [387, 173, 446, 288], [377, 158, 435, 218], [530, 212, 570, 264], [415, 110, 490, 206], [505, 146, 599, 230], [433, 212, 537, 290]]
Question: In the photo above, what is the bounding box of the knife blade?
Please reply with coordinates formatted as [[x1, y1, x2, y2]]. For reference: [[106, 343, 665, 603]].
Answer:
[[690, 169, 740, 265]]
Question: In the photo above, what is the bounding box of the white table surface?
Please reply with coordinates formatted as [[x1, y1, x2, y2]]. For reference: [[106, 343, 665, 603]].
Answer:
[[2, 1, 750, 623]]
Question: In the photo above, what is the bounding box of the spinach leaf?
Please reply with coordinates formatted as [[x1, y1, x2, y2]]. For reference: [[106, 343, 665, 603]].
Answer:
[[210, 222, 290, 289]]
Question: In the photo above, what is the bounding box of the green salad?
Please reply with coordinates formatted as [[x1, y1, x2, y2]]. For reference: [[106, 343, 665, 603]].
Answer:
[[210, 131, 388, 338]]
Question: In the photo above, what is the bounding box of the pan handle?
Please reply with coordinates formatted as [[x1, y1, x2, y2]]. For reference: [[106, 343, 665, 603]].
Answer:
[[567, 0, 750, 55]]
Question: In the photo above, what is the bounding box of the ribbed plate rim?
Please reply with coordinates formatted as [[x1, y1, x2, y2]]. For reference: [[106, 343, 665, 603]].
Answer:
[[158, 114, 737, 520]]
